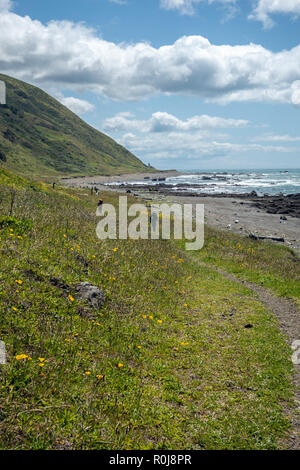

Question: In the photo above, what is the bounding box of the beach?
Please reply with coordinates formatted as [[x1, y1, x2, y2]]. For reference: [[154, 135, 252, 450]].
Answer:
[[62, 171, 300, 254], [60, 170, 182, 185]]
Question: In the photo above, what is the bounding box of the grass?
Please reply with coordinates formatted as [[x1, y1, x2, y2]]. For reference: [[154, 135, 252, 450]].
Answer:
[[0, 73, 152, 177], [0, 168, 295, 449], [189, 226, 300, 304]]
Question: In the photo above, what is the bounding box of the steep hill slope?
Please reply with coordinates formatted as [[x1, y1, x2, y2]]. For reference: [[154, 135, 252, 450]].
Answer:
[[0, 74, 149, 177], [0, 168, 296, 449]]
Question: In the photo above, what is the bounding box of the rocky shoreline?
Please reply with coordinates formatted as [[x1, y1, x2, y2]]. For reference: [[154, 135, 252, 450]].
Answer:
[[61, 172, 300, 253], [104, 182, 300, 219]]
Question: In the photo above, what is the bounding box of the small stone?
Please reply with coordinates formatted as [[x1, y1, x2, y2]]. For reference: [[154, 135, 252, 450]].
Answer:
[[75, 282, 105, 309], [244, 324, 253, 329]]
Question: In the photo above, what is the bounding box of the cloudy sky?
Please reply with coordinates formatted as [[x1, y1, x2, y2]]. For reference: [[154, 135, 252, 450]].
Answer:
[[1, 0, 300, 169]]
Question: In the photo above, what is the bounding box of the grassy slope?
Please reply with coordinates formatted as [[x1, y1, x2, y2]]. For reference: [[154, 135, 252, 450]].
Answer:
[[0, 168, 295, 450], [0, 74, 150, 177], [192, 227, 300, 306]]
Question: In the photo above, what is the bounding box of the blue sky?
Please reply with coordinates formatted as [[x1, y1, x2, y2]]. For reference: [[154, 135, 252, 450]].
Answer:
[[1, 0, 300, 169]]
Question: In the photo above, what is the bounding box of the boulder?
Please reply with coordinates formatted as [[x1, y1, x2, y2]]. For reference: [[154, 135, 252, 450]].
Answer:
[[75, 282, 105, 309]]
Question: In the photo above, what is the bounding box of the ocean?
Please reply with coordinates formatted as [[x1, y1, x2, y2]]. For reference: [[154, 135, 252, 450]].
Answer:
[[114, 169, 300, 196], [174, 169, 300, 195]]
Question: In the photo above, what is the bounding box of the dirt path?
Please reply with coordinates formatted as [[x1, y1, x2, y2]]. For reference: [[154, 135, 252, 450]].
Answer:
[[198, 261, 300, 449]]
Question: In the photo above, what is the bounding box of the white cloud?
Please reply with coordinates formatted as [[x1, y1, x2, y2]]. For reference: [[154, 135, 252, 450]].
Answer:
[[0, 0, 12, 12], [59, 96, 95, 115], [118, 130, 295, 161], [162, 0, 300, 27], [102, 112, 296, 163], [160, 0, 236, 16], [253, 133, 300, 142], [249, 0, 300, 28], [102, 111, 249, 133], [1, 10, 300, 105]]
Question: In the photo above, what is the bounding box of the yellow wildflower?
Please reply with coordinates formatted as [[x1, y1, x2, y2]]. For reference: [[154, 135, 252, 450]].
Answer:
[[142, 315, 147, 319], [15, 280, 23, 285], [68, 295, 75, 302], [85, 371, 91, 376], [12, 307, 17, 312], [157, 320, 163, 324], [117, 363, 124, 368], [15, 354, 28, 360], [96, 375, 104, 380], [113, 248, 118, 252]]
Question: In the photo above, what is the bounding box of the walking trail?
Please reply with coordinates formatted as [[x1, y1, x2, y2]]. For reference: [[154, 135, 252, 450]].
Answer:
[[198, 260, 300, 450]]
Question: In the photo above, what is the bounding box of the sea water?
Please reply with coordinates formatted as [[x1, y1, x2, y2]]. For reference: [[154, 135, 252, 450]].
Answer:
[[110, 169, 300, 196]]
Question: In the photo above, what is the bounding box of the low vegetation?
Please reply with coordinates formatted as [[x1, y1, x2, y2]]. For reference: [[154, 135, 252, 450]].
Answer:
[[0, 74, 151, 177], [195, 227, 300, 304], [0, 168, 295, 449]]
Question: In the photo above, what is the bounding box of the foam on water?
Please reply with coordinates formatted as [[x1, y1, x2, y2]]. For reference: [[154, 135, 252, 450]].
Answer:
[[106, 169, 300, 195]]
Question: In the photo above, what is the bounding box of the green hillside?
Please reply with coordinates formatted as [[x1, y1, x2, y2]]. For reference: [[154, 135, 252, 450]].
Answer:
[[0, 168, 298, 449], [0, 74, 149, 177]]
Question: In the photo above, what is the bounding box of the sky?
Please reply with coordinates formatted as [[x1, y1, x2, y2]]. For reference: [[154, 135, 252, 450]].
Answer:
[[0, 0, 300, 170]]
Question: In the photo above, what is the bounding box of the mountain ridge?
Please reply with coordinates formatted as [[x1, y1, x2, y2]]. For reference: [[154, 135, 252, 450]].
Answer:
[[0, 74, 150, 178]]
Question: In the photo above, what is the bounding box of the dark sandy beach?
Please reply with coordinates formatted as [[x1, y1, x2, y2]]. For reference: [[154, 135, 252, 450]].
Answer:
[[62, 172, 300, 254]]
